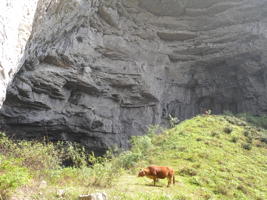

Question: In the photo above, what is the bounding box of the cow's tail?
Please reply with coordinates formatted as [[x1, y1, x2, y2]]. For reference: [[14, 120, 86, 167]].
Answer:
[[173, 175, 175, 185]]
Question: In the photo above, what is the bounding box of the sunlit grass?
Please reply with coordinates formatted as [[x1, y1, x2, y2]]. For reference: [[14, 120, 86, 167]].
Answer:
[[1, 115, 267, 200], [106, 115, 267, 200]]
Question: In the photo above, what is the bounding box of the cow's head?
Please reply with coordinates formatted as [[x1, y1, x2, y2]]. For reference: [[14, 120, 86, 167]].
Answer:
[[138, 168, 148, 177]]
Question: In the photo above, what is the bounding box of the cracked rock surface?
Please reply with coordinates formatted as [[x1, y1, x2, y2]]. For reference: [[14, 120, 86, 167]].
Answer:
[[1, 0, 267, 153]]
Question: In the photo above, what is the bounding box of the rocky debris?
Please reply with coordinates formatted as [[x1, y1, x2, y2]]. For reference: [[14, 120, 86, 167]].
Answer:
[[79, 192, 107, 200], [0, 0, 267, 153], [38, 180, 47, 189], [56, 189, 65, 198]]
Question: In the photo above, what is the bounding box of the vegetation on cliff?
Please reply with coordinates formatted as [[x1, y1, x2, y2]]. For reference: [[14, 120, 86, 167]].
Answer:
[[0, 114, 266, 200]]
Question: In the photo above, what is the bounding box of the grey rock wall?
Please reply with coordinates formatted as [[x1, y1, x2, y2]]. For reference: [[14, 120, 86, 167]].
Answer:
[[1, 0, 267, 153]]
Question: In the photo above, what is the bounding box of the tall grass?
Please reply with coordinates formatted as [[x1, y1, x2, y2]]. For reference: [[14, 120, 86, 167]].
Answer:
[[0, 129, 158, 199], [1, 114, 266, 200]]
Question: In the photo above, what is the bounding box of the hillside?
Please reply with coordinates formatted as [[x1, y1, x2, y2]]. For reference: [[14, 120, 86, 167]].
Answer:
[[1, 114, 267, 200], [107, 114, 267, 200]]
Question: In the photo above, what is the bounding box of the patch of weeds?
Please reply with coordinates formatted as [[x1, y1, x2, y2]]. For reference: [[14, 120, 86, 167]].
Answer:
[[211, 131, 219, 137], [192, 164, 201, 169], [168, 114, 180, 128], [179, 167, 197, 176], [214, 185, 230, 196], [57, 141, 87, 168], [173, 194, 190, 200], [260, 137, 267, 144], [231, 136, 239, 143], [246, 136, 253, 144], [198, 152, 209, 159], [189, 177, 201, 186], [241, 143, 252, 150], [237, 185, 248, 194], [243, 130, 250, 137], [223, 126, 233, 134], [237, 113, 267, 129], [0, 156, 30, 199], [179, 131, 185, 136], [184, 156, 195, 162], [177, 147, 186, 152]]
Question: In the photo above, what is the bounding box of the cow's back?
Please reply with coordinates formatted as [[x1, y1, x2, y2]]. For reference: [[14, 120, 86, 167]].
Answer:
[[148, 166, 173, 178]]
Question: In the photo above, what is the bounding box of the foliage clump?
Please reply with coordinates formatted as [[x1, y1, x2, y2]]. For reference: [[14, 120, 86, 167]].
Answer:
[[0, 114, 267, 200], [223, 126, 233, 134], [0, 156, 30, 199]]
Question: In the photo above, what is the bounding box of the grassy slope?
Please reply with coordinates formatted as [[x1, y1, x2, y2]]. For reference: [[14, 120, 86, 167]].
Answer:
[[4, 115, 267, 200], [106, 115, 267, 200]]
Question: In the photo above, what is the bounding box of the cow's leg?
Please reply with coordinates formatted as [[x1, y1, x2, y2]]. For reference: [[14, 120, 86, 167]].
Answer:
[[167, 177, 171, 187], [153, 178, 156, 186]]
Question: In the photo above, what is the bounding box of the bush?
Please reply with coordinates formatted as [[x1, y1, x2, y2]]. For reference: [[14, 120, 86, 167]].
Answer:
[[214, 185, 230, 195], [16, 141, 61, 170], [242, 143, 252, 150], [179, 167, 197, 176], [131, 135, 153, 154], [243, 130, 250, 137], [0, 134, 61, 171], [237, 113, 267, 129], [114, 151, 142, 169], [237, 184, 248, 194], [168, 114, 180, 128], [260, 137, 267, 144], [223, 127, 233, 134], [57, 141, 87, 168], [0, 156, 30, 198], [246, 136, 253, 144], [231, 136, 239, 143], [211, 131, 219, 137]]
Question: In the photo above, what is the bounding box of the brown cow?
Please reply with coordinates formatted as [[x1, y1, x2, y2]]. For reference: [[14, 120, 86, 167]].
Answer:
[[138, 165, 175, 187]]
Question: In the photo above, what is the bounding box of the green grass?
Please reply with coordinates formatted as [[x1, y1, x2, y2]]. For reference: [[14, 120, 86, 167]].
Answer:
[[104, 115, 267, 200], [1, 115, 267, 200]]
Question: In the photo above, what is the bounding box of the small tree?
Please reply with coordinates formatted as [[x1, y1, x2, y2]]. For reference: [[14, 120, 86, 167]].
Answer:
[[169, 114, 180, 128]]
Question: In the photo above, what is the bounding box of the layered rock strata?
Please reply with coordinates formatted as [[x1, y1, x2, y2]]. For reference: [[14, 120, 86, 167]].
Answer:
[[1, 0, 267, 153]]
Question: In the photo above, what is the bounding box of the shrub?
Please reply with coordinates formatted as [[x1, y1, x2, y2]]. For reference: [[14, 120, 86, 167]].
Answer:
[[0, 156, 30, 198], [131, 135, 153, 156], [243, 130, 250, 137], [0, 134, 61, 171], [246, 136, 253, 144], [57, 141, 87, 168], [223, 110, 234, 116], [237, 113, 267, 129], [114, 151, 142, 169], [242, 143, 252, 150], [231, 136, 239, 143], [168, 114, 180, 128], [260, 137, 267, 144], [211, 131, 219, 137], [179, 167, 197, 176], [214, 185, 230, 195], [223, 127, 233, 134], [16, 141, 61, 171], [237, 185, 248, 194], [173, 194, 189, 200]]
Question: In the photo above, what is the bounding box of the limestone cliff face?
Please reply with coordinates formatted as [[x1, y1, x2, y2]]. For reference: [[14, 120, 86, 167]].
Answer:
[[0, 0, 38, 106], [1, 0, 267, 153]]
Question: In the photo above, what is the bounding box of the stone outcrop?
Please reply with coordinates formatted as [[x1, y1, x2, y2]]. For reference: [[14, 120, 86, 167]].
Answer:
[[1, 0, 267, 153], [0, 0, 38, 106]]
